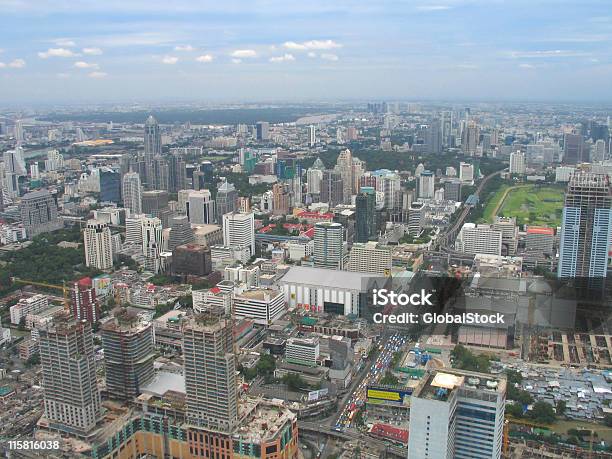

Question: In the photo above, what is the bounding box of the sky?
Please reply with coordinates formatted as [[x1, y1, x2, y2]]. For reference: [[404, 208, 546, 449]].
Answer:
[[1, 0, 612, 104]]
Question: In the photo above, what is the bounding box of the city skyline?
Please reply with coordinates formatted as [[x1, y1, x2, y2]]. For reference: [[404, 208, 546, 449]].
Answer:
[[1, 1, 612, 103]]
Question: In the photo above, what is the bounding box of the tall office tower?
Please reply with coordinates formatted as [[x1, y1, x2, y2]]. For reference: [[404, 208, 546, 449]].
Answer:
[[308, 124, 316, 146], [335, 149, 354, 204], [509, 151, 526, 174], [592, 139, 607, 162], [13, 119, 24, 143], [99, 168, 121, 203], [122, 172, 142, 215], [29, 163, 40, 180], [563, 132, 585, 164], [441, 111, 453, 147], [144, 115, 161, 159], [19, 189, 63, 239], [313, 222, 344, 270], [272, 182, 290, 216], [425, 119, 442, 154], [558, 172, 612, 279], [444, 180, 462, 202], [351, 158, 366, 194], [455, 223, 502, 256], [186, 189, 215, 224], [146, 156, 169, 191], [172, 244, 212, 276], [526, 226, 555, 255], [417, 171, 435, 199], [192, 170, 206, 190], [45, 149, 64, 171], [38, 313, 101, 437], [372, 169, 402, 211], [460, 121, 479, 155], [407, 202, 425, 236], [307, 159, 324, 196], [408, 369, 506, 459], [125, 215, 144, 245], [320, 169, 344, 207], [355, 188, 376, 243], [167, 153, 187, 192], [291, 172, 303, 207], [101, 311, 155, 401], [142, 190, 169, 217], [222, 211, 255, 256], [142, 216, 163, 273], [256, 121, 270, 141], [492, 216, 519, 255], [459, 162, 474, 183], [84, 219, 114, 270], [4, 148, 26, 197], [167, 215, 195, 252], [71, 277, 100, 323], [481, 133, 492, 153], [346, 241, 392, 275], [216, 180, 237, 217], [183, 311, 237, 432]]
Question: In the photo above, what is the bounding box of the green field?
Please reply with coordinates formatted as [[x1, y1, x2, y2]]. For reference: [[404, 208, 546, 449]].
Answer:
[[486, 185, 564, 227]]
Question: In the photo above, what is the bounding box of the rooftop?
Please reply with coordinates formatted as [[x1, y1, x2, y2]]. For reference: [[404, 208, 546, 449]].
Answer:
[[280, 266, 371, 290]]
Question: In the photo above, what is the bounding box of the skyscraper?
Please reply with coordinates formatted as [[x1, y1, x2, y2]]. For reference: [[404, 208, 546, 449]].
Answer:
[[186, 189, 215, 224], [144, 115, 161, 159], [215, 180, 237, 217], [256, 121, 270, 141], [38, 313, 101, 438], [335, 149, 353, 204], [222, 211, 255, 257], [142, 216, 164, 273], [101, 310, 155, 401], [308, 124, 316, 146], [99, 168, 121, 203], [320, 170, 344, 206], [355, 188, 376, 243], [272, 182, 290, 216], [84, 219, 114, 270], [183, 311, 237, 432], [558, 172, 612, 279], [142, 190, 169, 217], [122, 172, 142, 215], [167, 215, 195, 251], [509, 151, 526, 174], [417, 171, 435, 199], [563, 133, 585, 165], [313, 222, 343, 269], [71, 277, 100, 324], [19, 189, 63, 239]]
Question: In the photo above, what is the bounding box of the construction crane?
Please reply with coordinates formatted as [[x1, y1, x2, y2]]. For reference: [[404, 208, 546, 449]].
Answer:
[[11, 277, 71, 311]]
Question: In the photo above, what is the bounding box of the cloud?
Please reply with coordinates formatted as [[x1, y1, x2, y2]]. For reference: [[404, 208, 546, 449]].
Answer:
[[55, 38, 76, 47], [74, 61, 99, 69], [519, 63, 535, 69], [8, 59, 25, 68], [88, 71, 107, 78], [161, 55, 179, 64], [508, 50, 590, 59], [320, 53, 339, 61], [0, 63, 4, 68], [38, 47, 79, 58], [456, 63, 478, 69], [231, 58, 242, 64], [283, 40, 342, 51], [196, 54, 213, 63], [416, 5, 451, 11], [175, 44, 195, 52], [56, 73, 71, 79], [307, 52, 317, 58], [231, 49, 257, 58], [82, 47, 103, 55], [269, 53, 295, 63]]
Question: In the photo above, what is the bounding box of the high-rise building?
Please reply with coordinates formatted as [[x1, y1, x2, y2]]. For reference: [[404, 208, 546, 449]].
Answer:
[[122, 172, 142, 215], [355, 188, 376, 243], [167, 215, 195, 251], [186, 189, 215, 224], [172, 243, 212, 277], [307, 125, 316, 146], [125, 214, 144, 246], [459, 162, 474, 183], [460, 121, 480, 155], [456, 223, 502, 256], [99, 168, 121, 203], [167, 153, 187, 192], [525, 226, 555, 255], [222, 211, 255, 257], [307, 158, 325, 196], [144, 115, 161, 159], [444, 180, 462, 202], [272, 182, 290, 216], [4, 148, 26, 197], [38, 313, 101, 438], [101, 311, 155, 401], [335, 149, 353, 204], [19, 189, 63, 239], [408, 369, 506, 459], [216, 180, 237, 217], [256, 121, 270, 141], [142, 216, 164, 273], [407, 202, 425, 236], [84, 219, 114, 270], [183, 311, 237, 432], [558, 172, 612, 278], [142, 190, 169, 217], [313, 222, 343, 269], [425, 119, 442, 154], [71, 277, 100, 323], [320, 170, 344, 207], [563, 133, 585, 164], [372, 169, 401, 211], [417, 171, 435, 199], [346, 241, 392, 275], [491, 216, 518, 255], [509, 151, 526, 174], [286, 337, 319, 367]]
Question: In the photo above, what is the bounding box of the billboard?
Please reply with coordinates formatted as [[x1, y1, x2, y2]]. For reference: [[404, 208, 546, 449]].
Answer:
[[366, 385, 412, 404]]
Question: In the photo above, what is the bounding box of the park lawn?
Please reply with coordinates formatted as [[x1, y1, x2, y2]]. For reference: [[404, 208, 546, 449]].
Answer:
[[482, 184, 510, 222], [499, 185, 564, 227], [550, 419, 612, 444]]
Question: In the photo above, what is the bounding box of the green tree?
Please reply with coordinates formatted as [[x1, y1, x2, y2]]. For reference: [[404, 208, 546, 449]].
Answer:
[[380, 371, 399, 386], [529, 401, 556, 424], [282, 373, 307, 391]]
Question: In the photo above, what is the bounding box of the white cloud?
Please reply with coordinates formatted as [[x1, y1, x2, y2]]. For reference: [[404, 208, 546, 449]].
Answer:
[[231, 58, 242, 64], [38, 48, 79, 58], [161, 55, 179, 64], [519, 63, 535, 69], [457, 63, 478, 69], [56, 73, 71, 79], [320, 53, 339, 61], [88, 71, 107, 78], [416, 5, 451, 11], [8, 59, 25, 68], [231, 49, 257, 58], [175, 44, 195, 51], [269, 53, 295, 63], [196, 54, 213, 63], [0, 63, 5, 68], [508, 50, 589, 59], [55, 38, 76, 47], [283, 39, 342, 51], [74, 61, 99, 69], [307, 52, 317, 58], [82, 47, 103, 55]]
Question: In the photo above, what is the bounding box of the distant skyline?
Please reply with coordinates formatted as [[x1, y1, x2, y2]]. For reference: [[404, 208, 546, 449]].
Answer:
[[1, 0, 612, 103]]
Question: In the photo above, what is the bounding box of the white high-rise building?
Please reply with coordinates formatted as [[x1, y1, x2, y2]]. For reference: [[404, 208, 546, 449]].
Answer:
[[307, 168, 323, 195], [125, 214, 144, 246], [122, 172, 142, 215], [84, 219, 114, 270], [509, 151, 526, 174], [222, 211, 255, 257], [346, 241, 392, 275], [30, 163, 40, 180], [455, 223, 502, 256], [187, 189, 215, 224], [45, 149, 64, 171], [313, 222, 344, 269], [286, 337, 320, 367], [418, 171, 435, 199], [459, 162, 474, 184], [141, 216, 163, 273], [308, 125, 316, 147], [408, 369, 506, 459]]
